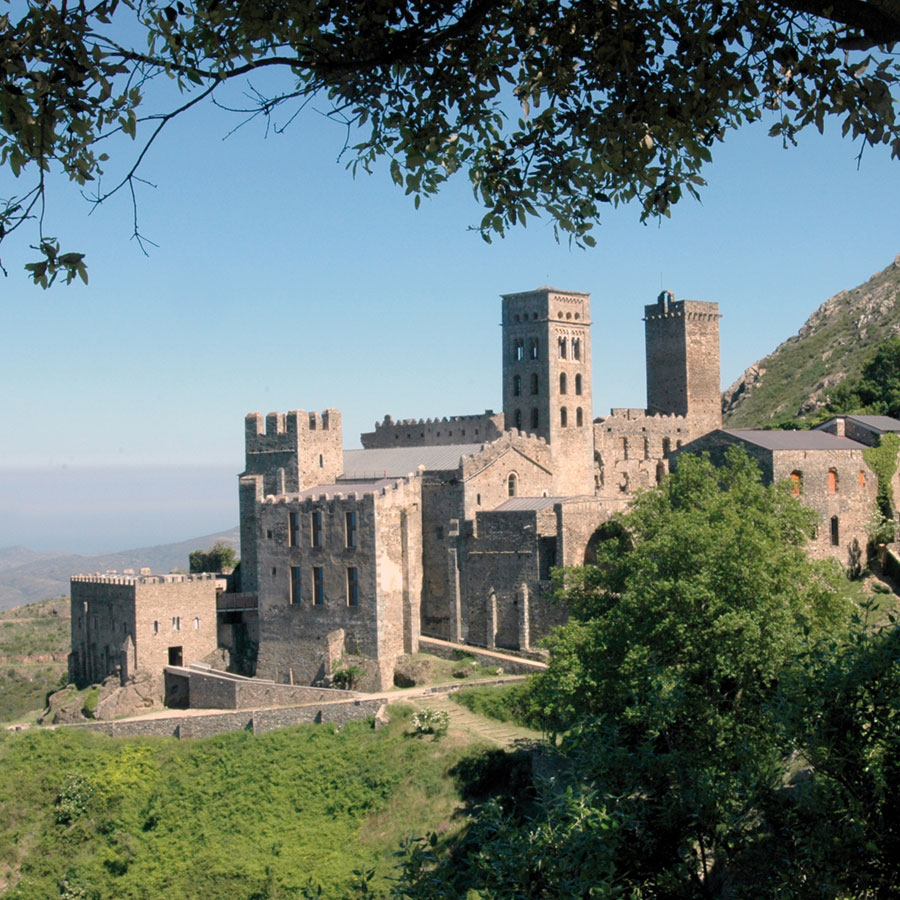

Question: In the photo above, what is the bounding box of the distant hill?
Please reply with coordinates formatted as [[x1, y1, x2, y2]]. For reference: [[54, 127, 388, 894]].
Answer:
[[0, 527, 239, 612], [723, 254, 900, 427]]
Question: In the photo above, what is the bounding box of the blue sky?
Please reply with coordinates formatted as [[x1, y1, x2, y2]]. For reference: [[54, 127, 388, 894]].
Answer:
[[1, 84, 899, 553]]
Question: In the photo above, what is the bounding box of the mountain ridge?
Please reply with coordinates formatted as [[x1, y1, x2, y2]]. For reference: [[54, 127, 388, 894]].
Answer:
[[723, 253, 900, 426], [0, 527, 239, 611]]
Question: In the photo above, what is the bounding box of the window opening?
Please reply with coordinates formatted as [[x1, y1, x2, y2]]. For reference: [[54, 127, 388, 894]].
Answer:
[[531, 407, 539, 428], [559, 373, 567, 394], [508, 473, 518, 497], [513, 374, 521, 396], [290, 566, 301, 604], [572, 338, 581, 360], [347, 567, 359, 606], [662, 437, 671, 458], [830, 516, 840, 546], [575, 374, 582, 395], [313, 567, 325, 605], [558, 336, 567, 359], [561, 407, 568, 427], [193, 616, 200, 630], [514, 338, 524, 361], [345, 510, 358, 549], [514, 409, 522, 430], [311, 510, 323, 548], [577, 407, 584, 427], [289, 511, 299, 547], [790, 471, 803, 495], [828, 469, 839, 493], [531, 373, 539, 395], [529, 337, 539, 360]]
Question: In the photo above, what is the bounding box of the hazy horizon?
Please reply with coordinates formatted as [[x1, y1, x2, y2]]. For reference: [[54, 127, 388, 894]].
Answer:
[[0, 466, 238, 555]]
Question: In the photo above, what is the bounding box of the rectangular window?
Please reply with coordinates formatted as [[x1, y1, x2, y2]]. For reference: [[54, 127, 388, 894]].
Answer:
[[347, 567, 359, 606], [830, 516, 840, 546], [289, 512, 299, 547], [313, 566, 324, 605], [311, 510, 323, 548], [345, 510, 357, 549], [572, 338, 581, 360], [290, 566, 301, 604]]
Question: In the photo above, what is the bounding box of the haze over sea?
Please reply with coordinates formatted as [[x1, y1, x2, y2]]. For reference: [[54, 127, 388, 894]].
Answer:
[[0, 467, 236, 555]]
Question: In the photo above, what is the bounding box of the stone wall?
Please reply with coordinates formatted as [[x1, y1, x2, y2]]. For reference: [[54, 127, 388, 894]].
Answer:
[[70, 697, 385, 740], [253, 476, 422, 690], [70, 574, 220, 690], [644, 293, 722, 427], [361, 411, 504, 448], [174, 666, 360, 709]]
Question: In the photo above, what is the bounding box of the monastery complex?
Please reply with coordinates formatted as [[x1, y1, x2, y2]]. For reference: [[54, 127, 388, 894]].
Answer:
[[69, 286, 900, 701]]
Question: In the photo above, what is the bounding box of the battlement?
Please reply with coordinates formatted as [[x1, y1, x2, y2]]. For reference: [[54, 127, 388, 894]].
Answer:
[[361, 410, 503, 449], [643, 291, 720, 322], [71, 572, 221, 586], [245, 409, 341, 449]]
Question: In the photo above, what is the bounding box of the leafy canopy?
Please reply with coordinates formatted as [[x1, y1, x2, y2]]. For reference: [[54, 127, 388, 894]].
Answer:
[[3, 0, 900, 284], [188, 541, 237, 573], [464, 446, 852, 898]]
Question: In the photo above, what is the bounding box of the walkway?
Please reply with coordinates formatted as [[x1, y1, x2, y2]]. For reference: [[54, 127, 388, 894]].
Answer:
[[409, 690, 543, 748]]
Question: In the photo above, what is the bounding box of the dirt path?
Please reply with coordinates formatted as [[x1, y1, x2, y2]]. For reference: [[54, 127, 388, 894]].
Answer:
[[408, 691, 542, 749]]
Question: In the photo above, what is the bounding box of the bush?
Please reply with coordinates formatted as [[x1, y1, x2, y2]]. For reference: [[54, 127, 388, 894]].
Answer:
[[332, 665, 362, 690], [452, 682, 542, 729], [410, 709, 450, 737], [81, 688, 99, 718]]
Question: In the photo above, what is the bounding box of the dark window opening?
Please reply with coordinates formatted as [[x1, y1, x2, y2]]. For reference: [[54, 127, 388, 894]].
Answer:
[[575, 374, 582, 395], [514, 338, 525, 361], [345, 510, 357, 549], [313, 567, 325, 605], [572, 338, 581, 360], [168, 646, 183, 666], [531, 373, 539, 395], [560, 373, 567, 394], [539, 537, 557, 580], [561, 407, 568, 427], [347, 567, 359, 606], [289, 512, 299, 547], [290, 566, 301, 604], [830, 516, 840, 546], [577, 407, 584, 427], [558, 337, 567, 359], [311, 510, 323, 548], [529, 337, 539, 360], [531, 407, 539, 428], [508, 473, 517, 497], [513, 375, 521, 396]]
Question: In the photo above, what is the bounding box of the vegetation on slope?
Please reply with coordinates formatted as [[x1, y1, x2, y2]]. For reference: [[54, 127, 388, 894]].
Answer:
[[0, 709, 491, 899], [723, 255, 900, 427], [0, 597, 70, 723]]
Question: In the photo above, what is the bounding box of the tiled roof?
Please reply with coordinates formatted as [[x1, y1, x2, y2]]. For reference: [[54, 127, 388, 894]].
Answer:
[[724, 429, 866, 451], [341, 444, 484, 478]]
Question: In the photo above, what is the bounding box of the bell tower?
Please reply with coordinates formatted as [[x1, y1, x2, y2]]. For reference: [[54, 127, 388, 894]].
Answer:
[[501, 287, 594, 495]]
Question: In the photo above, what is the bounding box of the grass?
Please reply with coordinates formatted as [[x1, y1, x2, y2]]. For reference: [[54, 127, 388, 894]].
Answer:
[[451, 681, 541, 729], [0, 597, 71, 724], [0, 706, 495, 899]]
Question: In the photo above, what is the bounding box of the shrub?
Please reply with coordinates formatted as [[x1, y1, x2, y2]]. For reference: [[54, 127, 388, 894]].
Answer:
[[410, 709, 450, 737], [332, 665, 363, 690], [81, 688, 99, 718]]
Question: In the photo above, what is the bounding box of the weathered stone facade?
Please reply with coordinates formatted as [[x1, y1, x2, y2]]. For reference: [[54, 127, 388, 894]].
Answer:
[[673, 429, 878, 569], [69, 573, 221, 689], [73, 285, 895, 710]]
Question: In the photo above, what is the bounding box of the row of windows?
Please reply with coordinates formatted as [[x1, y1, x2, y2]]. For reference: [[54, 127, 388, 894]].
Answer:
[[616, 436, 682, 460], [789, 468, 863, 496], [152, 617, 200, 634], [510, 311, 583, 322], [512, 373, 584, 397], [511, 407, 586, 429], [289, 565, 359, 606], [287, 510, 358, 549]]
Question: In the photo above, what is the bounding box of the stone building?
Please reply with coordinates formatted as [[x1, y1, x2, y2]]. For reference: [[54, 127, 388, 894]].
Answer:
[[673, 428, 878, 569], [74, 285, 893, 701], [69, 572, 221, 689], [237, 286, 725, 689]]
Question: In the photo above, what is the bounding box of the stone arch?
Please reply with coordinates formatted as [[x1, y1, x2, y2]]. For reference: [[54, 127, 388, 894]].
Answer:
[[584, 520, 633, 566]]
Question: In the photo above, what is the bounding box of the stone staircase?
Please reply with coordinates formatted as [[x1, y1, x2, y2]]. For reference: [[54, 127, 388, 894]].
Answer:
[[411, 691, 542, 748]]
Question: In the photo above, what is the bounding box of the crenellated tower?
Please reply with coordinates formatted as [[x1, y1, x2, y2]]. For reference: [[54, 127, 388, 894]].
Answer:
[[644, 291, 722, 429], [501, 287, 594, 495], [239, 409, 343, 593]]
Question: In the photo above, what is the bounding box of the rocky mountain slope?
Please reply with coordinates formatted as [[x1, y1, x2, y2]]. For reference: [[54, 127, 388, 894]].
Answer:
[[723, 254, 900, 426], [0, 527, 239, 611]]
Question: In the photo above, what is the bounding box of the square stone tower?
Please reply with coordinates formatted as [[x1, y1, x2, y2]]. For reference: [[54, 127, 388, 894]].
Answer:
[[501, 287, 594, 495], [644, 291, 722, 429]]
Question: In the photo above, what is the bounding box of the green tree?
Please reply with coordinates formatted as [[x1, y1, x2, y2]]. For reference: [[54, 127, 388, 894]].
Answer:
[[829, 336, 900, 419], [399, 447, 852, 898], [188, 541, 237, 573], [3, 0, 900, 284]]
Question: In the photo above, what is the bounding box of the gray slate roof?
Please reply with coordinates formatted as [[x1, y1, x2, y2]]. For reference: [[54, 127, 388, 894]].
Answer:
[[724, 429, 866, 451], [492, 497, 567, 512], [845, 415, 900, 432], [295, 478, 401, 499], [341, 444, 484, 478]]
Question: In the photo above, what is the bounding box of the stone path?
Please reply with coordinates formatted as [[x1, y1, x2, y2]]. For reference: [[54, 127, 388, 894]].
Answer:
[[409, 690, 542, 748]]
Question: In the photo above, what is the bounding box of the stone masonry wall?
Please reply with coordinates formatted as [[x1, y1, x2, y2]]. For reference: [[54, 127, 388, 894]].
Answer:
[[254, 476, 422, 690], [70, 574, 219, 690], [361, 411, 504, 448]]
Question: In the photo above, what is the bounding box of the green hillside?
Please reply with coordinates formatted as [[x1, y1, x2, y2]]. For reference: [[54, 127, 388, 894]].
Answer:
[[0, 711, 505, 899], [723, 255, 900, 427], [0, 597, 70, 724]]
